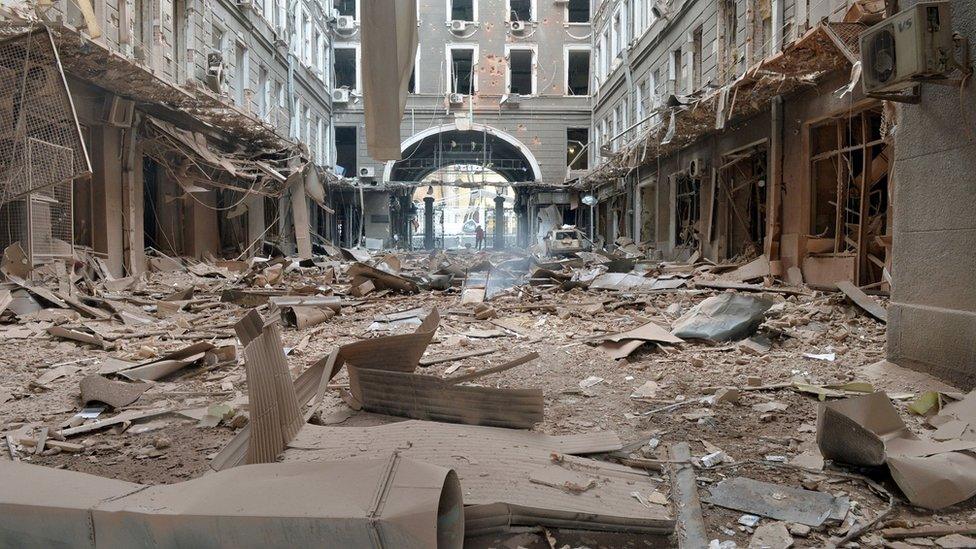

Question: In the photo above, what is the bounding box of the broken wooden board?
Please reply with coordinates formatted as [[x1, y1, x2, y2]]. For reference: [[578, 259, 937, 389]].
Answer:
[[284, 420, 672, 536], [716, 255, 770, 282], [346, 262, 419, 293], [835, 280, 887, 323], [58, 408, 172, 437]]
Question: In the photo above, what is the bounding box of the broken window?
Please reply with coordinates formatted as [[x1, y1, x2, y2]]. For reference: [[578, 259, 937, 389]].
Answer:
[[508, 49, 533, 95], [669, 48, 681, 94], [809, 107, 890, 284], [692, 25, 703, 91], [172, 0, 187, 81], [567, 128, 589, 170], [334, 47, 357, 89], [234, 42, 248, 106], [509, 0, 532, 22], [452, 0, 474, 21], [334, 0, 356, 18], [612, 9, 622, 56], [133, 0, 150, 61], [568, 0, 589, 23], [450, 48, 475, 95], [718, 146, 768, 258], [566, 48, 590, 95], [335, 126, 358, 177], [258, 66, 269, 118]]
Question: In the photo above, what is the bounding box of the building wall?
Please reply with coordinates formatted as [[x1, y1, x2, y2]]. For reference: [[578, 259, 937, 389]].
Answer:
[[331, 0, 593, 187], [888, 0, 976, 388]]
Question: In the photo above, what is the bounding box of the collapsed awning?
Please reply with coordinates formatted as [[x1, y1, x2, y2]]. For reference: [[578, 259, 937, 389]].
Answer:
[[578, 21, 867, 189]]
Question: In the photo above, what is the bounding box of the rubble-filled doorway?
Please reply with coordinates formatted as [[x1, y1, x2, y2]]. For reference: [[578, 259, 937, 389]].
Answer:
[[719, 145, 768, 259], [673, 173, 700, 250], [809, 105, 890, 286], [637, 180, 655, 244]]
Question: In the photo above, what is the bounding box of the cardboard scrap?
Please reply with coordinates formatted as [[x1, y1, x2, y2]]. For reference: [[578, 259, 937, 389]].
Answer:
[[34, 365, 80, 386], [817, 392, 976, 509], [704, 476, 849, 527], [284, 420, 672, 536], [47, 325, 111, 350], [0, 243, 31, 279], [716, 255, 770, 282], [0, 455, 463, 549], [599, 321, 684, 359]]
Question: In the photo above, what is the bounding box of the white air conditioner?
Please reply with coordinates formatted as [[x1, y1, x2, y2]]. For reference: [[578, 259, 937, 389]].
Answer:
[[510, 20, 527, 33], [235, 0, 254, 9], [688, 157, 706, 178], [336, 15, 356, 31], [206, 52, 224, 92], [449, 20, 469, 33], [358, 166, 376, 178], [103, 96, 135, 127], [500, 93, 521, 105], [448, 92, 465, 104], [860, 1, 955, 94], [331, 88, 350, 103]]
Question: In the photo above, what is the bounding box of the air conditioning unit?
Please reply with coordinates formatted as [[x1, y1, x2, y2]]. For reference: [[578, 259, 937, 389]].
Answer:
[[500, 93, 521, 105], [336, 15, 356, 31], [448, 92, 465, 104], [103, 96, 135, 127], [331, 88, 350, 103], [449, 20, 469, 33], [235, 0, 254, 9], [358, 166, 376, 178], [206, 52, 224, 92], [688, 157, 706, 178], [510, 20, 527, 33], [860, 1, 955, 94]]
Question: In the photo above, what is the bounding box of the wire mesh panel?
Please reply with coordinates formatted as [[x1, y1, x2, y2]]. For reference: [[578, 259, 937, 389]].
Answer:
[[0, 30, 88, 266], [0, 29, 90, 204]]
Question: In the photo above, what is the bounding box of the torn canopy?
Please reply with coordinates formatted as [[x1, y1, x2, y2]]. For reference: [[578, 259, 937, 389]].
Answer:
[[143, 117, 302, 198]]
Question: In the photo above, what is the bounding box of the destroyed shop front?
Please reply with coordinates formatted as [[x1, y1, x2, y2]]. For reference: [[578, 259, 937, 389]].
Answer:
[[579, 2, 892, 290]]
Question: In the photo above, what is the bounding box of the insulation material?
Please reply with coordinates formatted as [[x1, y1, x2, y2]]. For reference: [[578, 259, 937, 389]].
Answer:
[[671, 293, 773, 342], [0, 456, 463, 549], [536, 205, 562, 247], [360, 0, 418, 160], [284, 420, 673, 536], [234, 309, 303, 465]]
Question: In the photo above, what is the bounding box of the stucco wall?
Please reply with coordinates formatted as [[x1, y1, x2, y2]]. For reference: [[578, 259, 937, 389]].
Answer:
[[888, 0, 976, 389]]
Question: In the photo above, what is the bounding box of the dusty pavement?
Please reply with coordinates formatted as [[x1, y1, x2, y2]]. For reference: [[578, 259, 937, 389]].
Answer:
[[1, 249, 974, 548]]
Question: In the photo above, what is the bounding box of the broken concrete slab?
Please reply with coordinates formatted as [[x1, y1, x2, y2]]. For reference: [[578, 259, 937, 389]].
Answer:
[[703, 476, 849, 527]]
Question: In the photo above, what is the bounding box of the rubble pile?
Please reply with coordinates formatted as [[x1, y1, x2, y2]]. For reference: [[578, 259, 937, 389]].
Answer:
[[2, 243, 974, 548]]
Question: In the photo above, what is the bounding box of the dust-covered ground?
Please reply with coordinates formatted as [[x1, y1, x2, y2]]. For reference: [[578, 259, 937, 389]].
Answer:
[[0, 250, 970, 548]]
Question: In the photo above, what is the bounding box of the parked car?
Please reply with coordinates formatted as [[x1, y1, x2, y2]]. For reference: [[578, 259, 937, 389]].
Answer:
[[544, 226, 590, 256]]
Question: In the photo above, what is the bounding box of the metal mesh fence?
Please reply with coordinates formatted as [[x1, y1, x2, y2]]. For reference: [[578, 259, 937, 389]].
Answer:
[[0, 29, 90, 204], [0, 29, 88, 265]]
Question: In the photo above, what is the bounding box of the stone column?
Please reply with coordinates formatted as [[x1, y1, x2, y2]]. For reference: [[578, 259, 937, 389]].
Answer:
[[493, 195, 505, 250], [423, 195, 435, 250]]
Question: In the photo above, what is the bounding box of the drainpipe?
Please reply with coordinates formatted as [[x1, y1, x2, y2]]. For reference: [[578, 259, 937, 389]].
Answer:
[[772, 0, 784, 53], [766, 95, 783, 260]]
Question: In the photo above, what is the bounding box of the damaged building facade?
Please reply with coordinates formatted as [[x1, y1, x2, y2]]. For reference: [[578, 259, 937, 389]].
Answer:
[[0, 0, 336, 277], [580, 0, 893, 289], [326, 0, 594, 249]]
